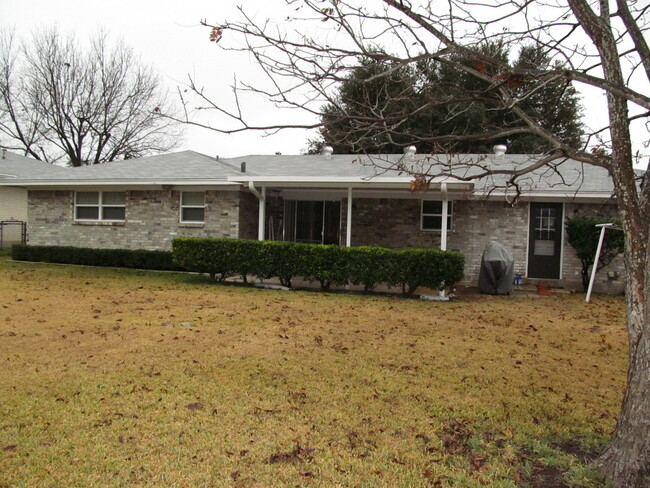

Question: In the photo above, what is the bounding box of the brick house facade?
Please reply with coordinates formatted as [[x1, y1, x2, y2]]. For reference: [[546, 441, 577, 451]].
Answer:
[[2, 150, 627, 294]]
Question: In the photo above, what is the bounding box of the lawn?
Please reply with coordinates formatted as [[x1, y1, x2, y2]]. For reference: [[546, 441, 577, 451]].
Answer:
[[0, 258, 628, 487]]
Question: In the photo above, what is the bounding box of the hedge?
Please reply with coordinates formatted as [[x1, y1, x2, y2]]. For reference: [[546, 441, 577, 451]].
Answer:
[[11, 244, 182, 271], [173, 237, 464, 295]]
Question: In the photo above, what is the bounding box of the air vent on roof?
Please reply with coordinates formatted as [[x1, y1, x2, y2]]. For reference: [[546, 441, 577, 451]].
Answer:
[[241, 162, 246, 173], [493, 145, 507, 156], [321, 146, 333, 159], [404, 145, 416, 159]]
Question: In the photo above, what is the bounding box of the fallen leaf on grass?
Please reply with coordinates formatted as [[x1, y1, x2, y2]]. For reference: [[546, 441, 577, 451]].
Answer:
[[268, 443, 314, 464]]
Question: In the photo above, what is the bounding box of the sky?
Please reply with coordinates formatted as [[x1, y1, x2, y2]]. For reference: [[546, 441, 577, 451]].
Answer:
[[0, 0, 316, 158], [1, 0, 647, 164]]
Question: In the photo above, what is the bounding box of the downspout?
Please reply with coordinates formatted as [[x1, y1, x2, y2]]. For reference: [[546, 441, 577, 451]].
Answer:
[[440, 182, 448, 251], [248, 181, 266, 241]]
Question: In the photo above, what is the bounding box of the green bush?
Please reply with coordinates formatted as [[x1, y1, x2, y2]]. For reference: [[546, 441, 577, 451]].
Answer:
[[253, 240, 307, 288], [172, 237, 465, 295], [302, 245, 351, 291], [347, 246, 392, 292], [11, 244, 181, 271], [172, 237, 234, 281], [566, 215, 624, 291], [388, 248, 465, 296]]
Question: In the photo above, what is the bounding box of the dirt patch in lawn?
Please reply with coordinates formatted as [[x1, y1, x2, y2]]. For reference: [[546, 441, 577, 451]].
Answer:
[[0, 259, 627, 487]]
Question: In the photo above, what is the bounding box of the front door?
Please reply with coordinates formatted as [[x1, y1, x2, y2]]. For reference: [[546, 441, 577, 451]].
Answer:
[[528, 202, 563, 279]]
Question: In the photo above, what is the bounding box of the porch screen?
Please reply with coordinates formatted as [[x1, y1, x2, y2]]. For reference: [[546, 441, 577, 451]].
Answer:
[[283, 200, 340, 245]]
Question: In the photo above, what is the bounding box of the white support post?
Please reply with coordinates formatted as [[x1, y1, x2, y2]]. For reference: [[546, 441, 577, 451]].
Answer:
[[258, 187, 266, 241], [585, 223, 612, 303], [440, 183, 448, 251], [248, 181, 266, 241], [346, 187, 352, 247]]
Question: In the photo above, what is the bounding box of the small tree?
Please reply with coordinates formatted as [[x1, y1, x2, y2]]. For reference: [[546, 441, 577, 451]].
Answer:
[[566, 216, 625, 292]]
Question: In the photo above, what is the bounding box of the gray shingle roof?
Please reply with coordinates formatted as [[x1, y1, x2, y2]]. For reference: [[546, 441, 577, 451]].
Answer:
[[224, 153, 617, 195], [0, 149, 624, 197], [0, 151, 67, 179], [66, 150, 243, 180]]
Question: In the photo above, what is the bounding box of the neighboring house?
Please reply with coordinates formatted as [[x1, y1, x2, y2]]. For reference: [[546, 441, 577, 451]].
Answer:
[[0, 148, 626, 293], [0, 150, 66, 248]]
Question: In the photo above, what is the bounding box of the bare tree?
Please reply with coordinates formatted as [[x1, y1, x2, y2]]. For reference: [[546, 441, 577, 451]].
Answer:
[[168, 1, 650, 485], [0, 28, 182, 166]]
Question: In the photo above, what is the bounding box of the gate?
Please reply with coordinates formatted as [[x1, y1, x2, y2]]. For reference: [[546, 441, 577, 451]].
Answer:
[[0, 220, 27, 250]]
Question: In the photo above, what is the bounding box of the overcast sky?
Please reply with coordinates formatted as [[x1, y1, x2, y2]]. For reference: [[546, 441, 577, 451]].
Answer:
[[1, 0, 316, 158], [2, 0, 647, 164]]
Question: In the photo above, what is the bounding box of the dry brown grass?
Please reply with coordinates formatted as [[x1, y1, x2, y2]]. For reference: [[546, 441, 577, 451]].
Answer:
[[0, 259, 627, 487]]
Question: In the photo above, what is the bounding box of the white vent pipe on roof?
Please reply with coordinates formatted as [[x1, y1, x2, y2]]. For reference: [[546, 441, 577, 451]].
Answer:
[[322, 146, 333, 159], [493, 145, 507, 156], [404, 145, 417, 158]]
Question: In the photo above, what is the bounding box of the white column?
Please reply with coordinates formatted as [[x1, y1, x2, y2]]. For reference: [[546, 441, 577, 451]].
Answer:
[[346, 187, 353, 247], [258, 186, 266, 241], [440, 183, 448, 251]]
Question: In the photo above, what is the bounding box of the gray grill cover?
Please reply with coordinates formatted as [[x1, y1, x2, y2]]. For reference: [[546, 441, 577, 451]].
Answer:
[[478, 241, 514, 295]]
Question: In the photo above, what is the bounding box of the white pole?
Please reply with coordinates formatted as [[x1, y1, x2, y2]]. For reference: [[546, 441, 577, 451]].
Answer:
[[346, 187, 352, 247], [259, 187, 266, 241], [440, 183, 448, 251], [585, 223, 612, 303]]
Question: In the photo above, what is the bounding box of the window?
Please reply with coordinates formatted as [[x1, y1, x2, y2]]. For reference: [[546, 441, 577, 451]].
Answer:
[[75, 191, 126, 221], [421, 200, 453, 231], [180, 191, 205, 223]]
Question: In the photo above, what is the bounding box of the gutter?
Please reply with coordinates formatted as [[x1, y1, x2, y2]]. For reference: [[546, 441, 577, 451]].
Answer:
[[0, 179, 243, 188], [229, 175, 474, 191]]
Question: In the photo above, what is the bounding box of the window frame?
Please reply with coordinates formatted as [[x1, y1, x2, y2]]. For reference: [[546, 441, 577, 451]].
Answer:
[[179, 191, 206, 224], [74, 191, 126, 222], [420, 200, 453, 232]]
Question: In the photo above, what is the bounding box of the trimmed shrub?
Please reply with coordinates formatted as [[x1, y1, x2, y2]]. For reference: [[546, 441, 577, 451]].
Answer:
[[172, 237, 465, 295], [11, 244, 180, 271], [347, 246, 392, 292], [253, 240, 307, 288], [388, 248, 465, 296], [173, 237, 234, 280], [302, 245, 351, 291]]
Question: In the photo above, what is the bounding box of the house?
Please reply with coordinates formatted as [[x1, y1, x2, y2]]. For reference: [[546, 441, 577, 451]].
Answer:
[[0, 147, 625, 293], [0, 150, 66, 249]]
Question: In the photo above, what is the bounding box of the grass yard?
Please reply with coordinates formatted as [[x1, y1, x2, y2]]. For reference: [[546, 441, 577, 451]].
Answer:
[[0, 258, 628, 487]]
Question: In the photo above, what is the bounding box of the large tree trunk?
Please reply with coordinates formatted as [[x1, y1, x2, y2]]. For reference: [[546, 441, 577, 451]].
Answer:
[[593, 152, 650, 486], [568, 0, 650, 482], [594, 258, 650, 486]]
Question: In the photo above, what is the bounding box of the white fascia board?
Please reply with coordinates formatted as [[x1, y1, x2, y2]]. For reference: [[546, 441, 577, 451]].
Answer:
[[230, 175, 473, 190], [478, 190, 615, 202]]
